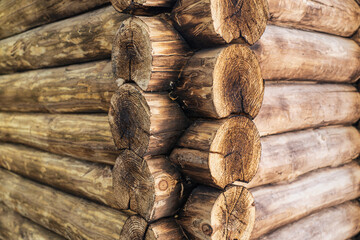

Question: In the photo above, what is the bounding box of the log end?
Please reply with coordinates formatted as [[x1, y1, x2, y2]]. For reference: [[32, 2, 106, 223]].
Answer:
[[119, 215, 147, 240]]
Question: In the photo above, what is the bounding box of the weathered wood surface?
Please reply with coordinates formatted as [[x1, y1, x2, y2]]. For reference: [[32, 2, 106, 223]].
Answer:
[[267, 0, 360, 37], [110, 0, 175, 14], [170, 116, 261, 189], [0, 6, 128, 74], [0, 203, 64, 240], [109, 84, 188, 157], [173, 44, 264, 119], [0, 143, 119, 209], [0, 60, 118, 113], [146, 218, 188, 240], [353, 28, 360, 45], [251, 25, 360, 83], [250, 162, 360, 239], [113, 16, 190, 91], [254, 83, 360, 136], [259, 201, 360, 240], [179, 186, 255, 240], [0, 112, 120, 165], [0, 169, 147, 240], [0, 0, 109, 40], [171, 0, 269, 48]]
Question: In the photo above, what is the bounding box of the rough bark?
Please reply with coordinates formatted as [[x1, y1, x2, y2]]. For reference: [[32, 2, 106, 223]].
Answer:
[[112, 16, 190, 91], [250, 162, 360, 238], [353, 28, 360, 45], [254, 83, 360, 136], [113, 150, 184, 221], [178, 186, 255, 240], [145, 218, 188, 240], [171, 0, 269, 48], [110, 0, 175, 15], [109, 84, 188, 157], [0, 112, 120, 165], [0, 6, 129, 74], [173, 44, 264, 119], [0, 169, 147, 240], [251, 25, 360, 83], [170, 116, 261, 189], [259, 201, 360, 240]]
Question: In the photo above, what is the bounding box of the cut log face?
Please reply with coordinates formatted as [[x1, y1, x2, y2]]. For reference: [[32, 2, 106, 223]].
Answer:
[[109, 84, 188, 157], [179, 185, 255, 240], [171, 116, 261, 188], [110, 0, 175, 14], [112, 16, 190, 91], [174, 44, 264, 119], [145, 218, 188, 240]]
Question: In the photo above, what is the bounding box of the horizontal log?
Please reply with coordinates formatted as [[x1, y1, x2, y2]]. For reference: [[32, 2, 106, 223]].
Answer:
[[110, 0, 175, 14], [0, 0, 108, 39], [178, 185, 255, 240], [170, 116, 261, 188], [146, 218, 188, 240], [0, 6, 129, 74], [251, 25, 360, 83], [173, 44, 264, 119], [0, 112, 120, 164], [0, 203, 64, 240], [250, 162, 360, 238], [259, 201, 360, 240], [254, 83, 360, 136], [0, 169, 147, 240], [112, 16, 191, 91]]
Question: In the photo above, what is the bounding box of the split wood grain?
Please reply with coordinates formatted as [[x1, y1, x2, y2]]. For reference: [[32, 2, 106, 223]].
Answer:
[[146, 218, 188, 240], [110, 0, 175, 15]]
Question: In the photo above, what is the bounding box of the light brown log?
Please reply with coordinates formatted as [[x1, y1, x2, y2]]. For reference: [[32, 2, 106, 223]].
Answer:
[[170, 116, 261, 189], [171, 0, 269, 47], [145, 218, 188, 240], [267, 0, 360, 37], [110, 0, 175, 15], [173, 44, 264, 119], [259, 201, 360, 240], [0, 143, 119, 209], [178, 185, 255, 240], [254, 83, 360, 136], [112, 16, 190, 91], [353, 28, 360, 45], [250, 162, 360, 238], [0, 112, 120, 165], [113, 150, 184, 221], [0, 6, 128, 74], [251, 25, 360, 83], [109, 84, 188, 157], [0, 0, 108, 40], [0, 203, 64, 240], [0, 169, 147, 240]]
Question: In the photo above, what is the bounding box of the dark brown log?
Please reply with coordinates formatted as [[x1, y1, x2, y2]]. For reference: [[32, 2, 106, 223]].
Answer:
[[0, 203, 64, 240], [250, 162, 360, 238], [113, 150, 184, 221], [0, 0, 108, 40], [173, 44, 264, 119], [112, 16, 190, 91], [178, 185, 255, 240], [353, 28, 360, 45], [171, 0, 269, 48], [109, 84, 188, 157], [110, 0, 175, 15], [146, 218, 188, 240], [254, 83, 360, 136], [0, 112, 120, 165], [0, 169, 147, 240], [170, 116, 261, 188], [0, 6, 129, 74]]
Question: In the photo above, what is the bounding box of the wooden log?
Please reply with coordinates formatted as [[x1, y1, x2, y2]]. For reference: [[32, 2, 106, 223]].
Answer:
[[171, 0, 269, 48], [112, 16, 190, 91], [113, 150, 184, 221], [267, 0, 360, 37], [353, 28, 360, 45], [0, 112, 120, 165], [254, 83, 360, 136], [0, 143, 119, 209], [109, 84, 188, 157], [146, 218, 188, 240], [251, 25, 360, 83], [0, 6, 129, 74], [110, 0, 175, 15], [250, 162, 360, 238], [259, 201, 360, 240], [0, 0, 108, 40], [0, 203, 64, 240], [170, 116, 261, 189], [0, 169, 147, 240], [173, 44, 264, 119], [178, 185, 255, 240]]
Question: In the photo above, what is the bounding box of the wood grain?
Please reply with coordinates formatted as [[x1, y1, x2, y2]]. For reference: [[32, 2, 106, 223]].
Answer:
[[110, 0, 175, 15], [146, 218, 188, 240]]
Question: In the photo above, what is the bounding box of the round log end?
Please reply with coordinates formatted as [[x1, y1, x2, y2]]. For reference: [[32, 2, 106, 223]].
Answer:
[[119, 215, 147, 240]]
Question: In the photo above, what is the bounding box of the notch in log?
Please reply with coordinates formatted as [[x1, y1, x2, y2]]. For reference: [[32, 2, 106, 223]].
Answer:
[[110, 0, 176, 15]]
